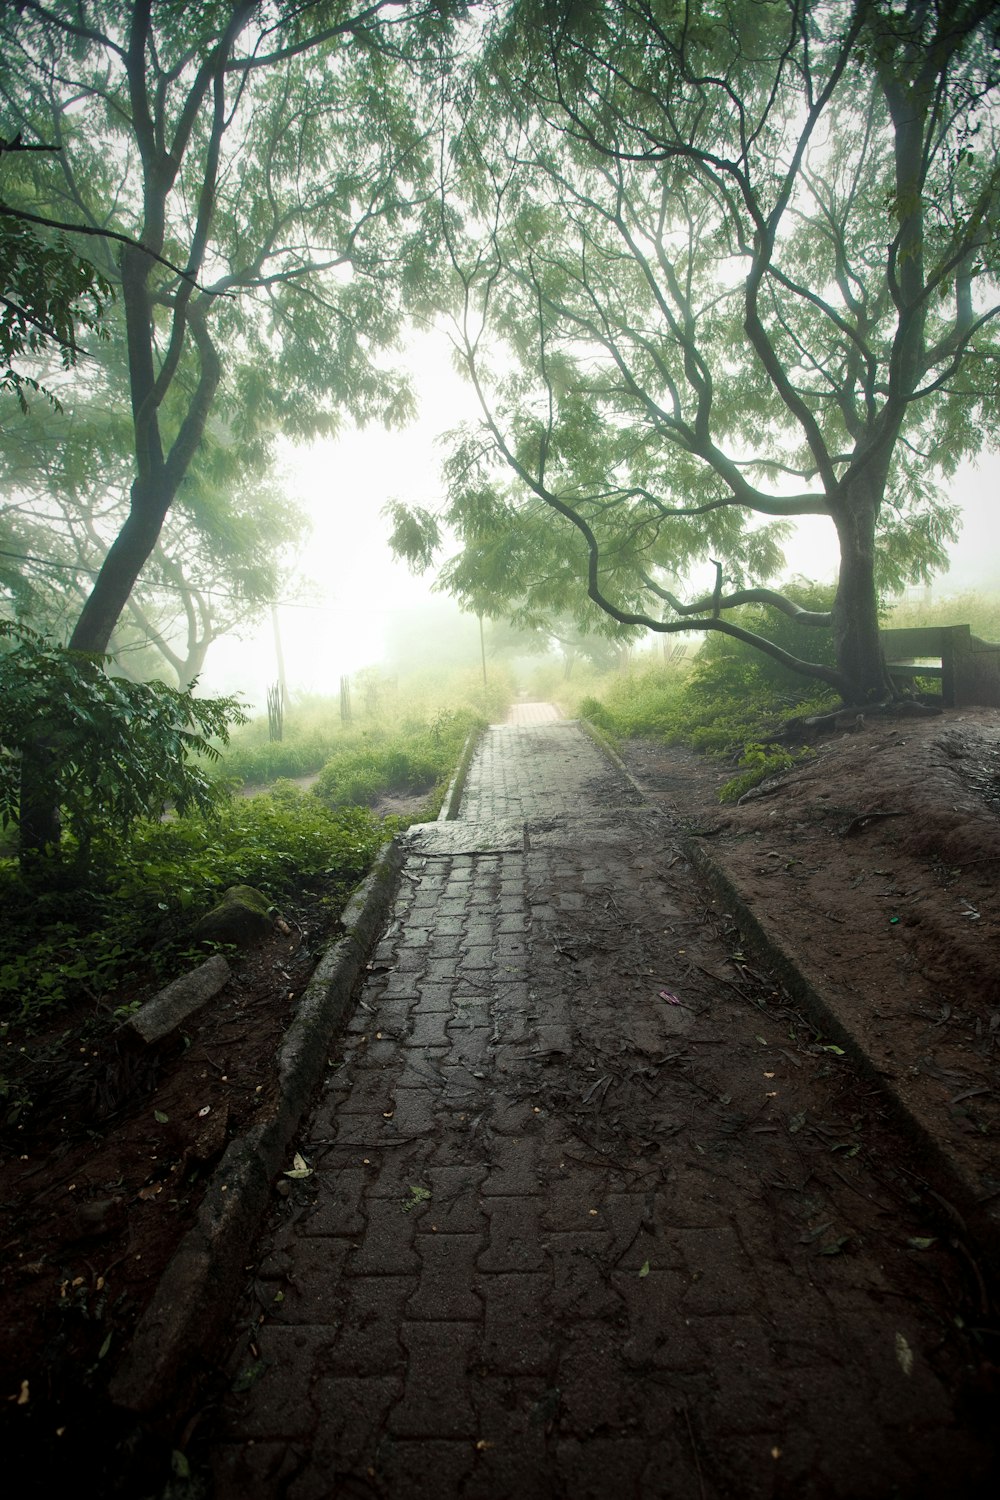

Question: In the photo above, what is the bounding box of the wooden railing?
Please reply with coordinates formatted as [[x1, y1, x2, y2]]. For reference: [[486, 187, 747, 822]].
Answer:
[[880, 624, 1000, 708]]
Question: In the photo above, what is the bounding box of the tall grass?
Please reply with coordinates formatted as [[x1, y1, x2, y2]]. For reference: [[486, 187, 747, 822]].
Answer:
[[216, 663, 513, 788], [883, 589, 1000, 642]]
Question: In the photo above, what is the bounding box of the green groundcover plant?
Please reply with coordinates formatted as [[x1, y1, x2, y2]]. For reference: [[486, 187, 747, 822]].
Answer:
[[0, 652, 485, 1029], [310, 709, 483, 812], [578, 584, 838, 800], [0, 791, 387, 1028]]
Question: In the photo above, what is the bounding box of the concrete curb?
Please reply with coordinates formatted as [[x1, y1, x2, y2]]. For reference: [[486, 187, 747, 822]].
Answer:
[[684, 836, 1000, 1271], [438, 725, 486, 822], [581, 718, 1000, 1268], [574, 716, 648, 804], [108, 836, 407, 1420]]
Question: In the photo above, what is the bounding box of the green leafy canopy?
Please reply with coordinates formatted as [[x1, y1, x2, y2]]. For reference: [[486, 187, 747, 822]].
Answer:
[[412, 0, 1000, 704]]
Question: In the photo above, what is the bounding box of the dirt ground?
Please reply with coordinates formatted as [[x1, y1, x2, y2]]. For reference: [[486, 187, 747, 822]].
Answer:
[[620, 707, 1000, 1219], [2, 709, 999, 1487], [0, 788, 432, 1475]]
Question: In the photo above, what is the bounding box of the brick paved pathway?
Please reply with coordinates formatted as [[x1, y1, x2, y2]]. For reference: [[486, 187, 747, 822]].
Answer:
[[209, 721, 992, 1499]]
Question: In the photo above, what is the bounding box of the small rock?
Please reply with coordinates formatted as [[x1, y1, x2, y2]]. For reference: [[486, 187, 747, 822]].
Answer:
[[71, 1197, 128, 1241], [192, 885, 276, 949]]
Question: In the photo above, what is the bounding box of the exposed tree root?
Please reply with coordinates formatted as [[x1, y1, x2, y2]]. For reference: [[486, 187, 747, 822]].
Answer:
[[779, 698, 943, 744]]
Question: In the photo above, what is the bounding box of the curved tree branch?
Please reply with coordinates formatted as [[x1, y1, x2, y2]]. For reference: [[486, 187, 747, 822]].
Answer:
[[640, 571, 833, 627]]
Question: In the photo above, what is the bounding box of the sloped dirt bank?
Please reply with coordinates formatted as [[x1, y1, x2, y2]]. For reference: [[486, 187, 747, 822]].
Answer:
[[620, 708, 1000, 1262]]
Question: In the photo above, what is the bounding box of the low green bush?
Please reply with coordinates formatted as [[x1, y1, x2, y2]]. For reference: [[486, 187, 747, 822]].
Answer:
[[584, 670, 688, 739], [0, 792, 387, 1027], [718, 743, 814, 804], [311, 708, 483, 816], [575, 583, 840, 790], [0, 620, 245, 864]]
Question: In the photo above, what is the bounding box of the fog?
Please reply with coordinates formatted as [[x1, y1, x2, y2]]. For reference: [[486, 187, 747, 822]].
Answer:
[[201, 332, 1000, 712]]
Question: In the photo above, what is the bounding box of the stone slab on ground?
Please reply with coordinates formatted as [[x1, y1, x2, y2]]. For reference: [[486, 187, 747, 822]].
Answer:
[[120, 953, 231, 1046]]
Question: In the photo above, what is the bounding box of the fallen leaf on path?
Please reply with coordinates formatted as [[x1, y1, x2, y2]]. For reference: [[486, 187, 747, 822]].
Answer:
[[402, 1184, 431, 1212], [231, 1361, 267, 1393], [895, 1332, 914, 1376], [284, 1153, 312, 1180]]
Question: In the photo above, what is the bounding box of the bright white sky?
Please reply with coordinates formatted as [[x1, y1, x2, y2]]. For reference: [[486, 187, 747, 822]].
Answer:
[[202, 331, 1000, 708]]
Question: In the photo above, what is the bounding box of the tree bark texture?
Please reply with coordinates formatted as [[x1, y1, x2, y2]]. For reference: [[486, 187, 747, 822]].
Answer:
[[832, 480, 895, 704]]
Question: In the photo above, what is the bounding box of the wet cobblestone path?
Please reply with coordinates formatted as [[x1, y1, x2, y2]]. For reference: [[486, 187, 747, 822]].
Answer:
[[209, 717, 994, 1499]]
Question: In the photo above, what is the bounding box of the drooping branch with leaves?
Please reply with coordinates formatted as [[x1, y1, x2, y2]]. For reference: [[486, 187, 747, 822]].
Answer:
[[395, 0, 1000, 704]]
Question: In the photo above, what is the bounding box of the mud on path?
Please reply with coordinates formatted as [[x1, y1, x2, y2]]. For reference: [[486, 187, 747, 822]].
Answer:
[[205, 717, 998, 1500]]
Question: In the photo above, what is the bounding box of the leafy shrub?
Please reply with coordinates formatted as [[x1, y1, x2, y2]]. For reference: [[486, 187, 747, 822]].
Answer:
[[0, 792, 387, 1026], [718, 743, 814, 804], [575, 583, 840, 792], [576, 695, 617, 733], [0, 620, 245, 861], [122, 797, 384, 910], [676, 584, 838, 746]]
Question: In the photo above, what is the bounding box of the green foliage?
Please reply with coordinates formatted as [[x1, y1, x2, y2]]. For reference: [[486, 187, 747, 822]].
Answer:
[[677, 584, 840, 749], [432, 0, 1000, 702], [0, 672, 486, 1026], [0, 1, 456, 662], [575, 587, 837, 752], [218, 663, 512, 791], [217, 732, 346, 787], [578, 667, 689, 740], [311, 709, 484, 816], [0, 791, 386, 1026], [0, 620, 245, 857], [575, 587, 839, 797], [0, 377, 312, 684], [0, 208, 111, 409], [718, 743, 813, 805], [884, 590, 1000, 644], [121, 797, 384, 913]]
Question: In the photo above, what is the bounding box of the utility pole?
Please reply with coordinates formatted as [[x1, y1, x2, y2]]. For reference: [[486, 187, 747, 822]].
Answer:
[[271, 602, 288, 707]]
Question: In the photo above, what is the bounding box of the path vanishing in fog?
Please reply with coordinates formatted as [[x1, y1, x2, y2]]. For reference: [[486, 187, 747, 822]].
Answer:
[[207, 707, 991, 1498]]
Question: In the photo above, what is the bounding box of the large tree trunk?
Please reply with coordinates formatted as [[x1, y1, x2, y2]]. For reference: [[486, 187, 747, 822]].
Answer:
[[831, 481, 895, 704], [68, 481, 173, 655]]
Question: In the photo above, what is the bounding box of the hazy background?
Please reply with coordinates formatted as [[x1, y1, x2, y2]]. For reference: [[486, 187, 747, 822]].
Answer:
[[201, 330, 999, 711]]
